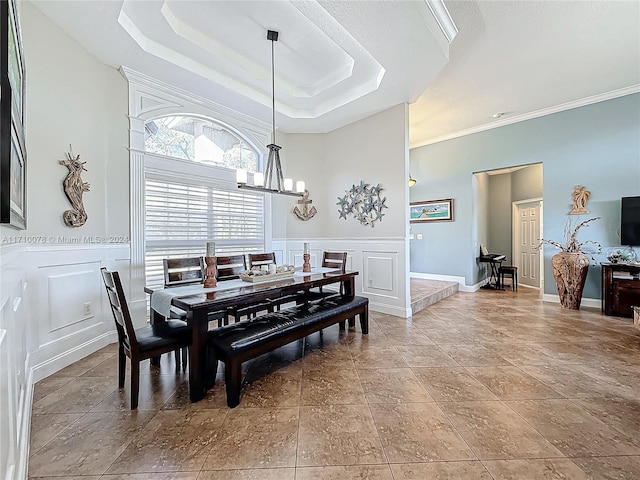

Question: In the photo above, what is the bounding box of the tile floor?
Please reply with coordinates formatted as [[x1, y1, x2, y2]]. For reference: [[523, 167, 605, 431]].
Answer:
[[28, 288, 640, 479]]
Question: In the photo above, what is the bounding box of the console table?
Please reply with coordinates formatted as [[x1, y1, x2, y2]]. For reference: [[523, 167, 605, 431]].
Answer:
[[601, 263, 640, 318]]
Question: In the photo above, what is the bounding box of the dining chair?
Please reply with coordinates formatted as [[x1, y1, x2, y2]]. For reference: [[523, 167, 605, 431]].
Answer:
[[101, 267, 191, 409], [216, 253, 274, 323], [163, 256, 227, 330], [163, 257, 205, 287], [216, 254, 247, 281], [299, 251, 348, 302], [247, 252, 276, 270]]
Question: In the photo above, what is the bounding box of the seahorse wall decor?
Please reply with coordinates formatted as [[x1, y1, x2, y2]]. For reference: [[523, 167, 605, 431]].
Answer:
[[59, 146, 90, 227]]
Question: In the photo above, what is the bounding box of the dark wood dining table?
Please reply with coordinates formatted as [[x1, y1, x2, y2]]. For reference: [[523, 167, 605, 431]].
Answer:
[[146, 269, 358, 402]]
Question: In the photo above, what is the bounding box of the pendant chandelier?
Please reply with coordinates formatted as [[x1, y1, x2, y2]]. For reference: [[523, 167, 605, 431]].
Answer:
[[237, 30, 304, 197]]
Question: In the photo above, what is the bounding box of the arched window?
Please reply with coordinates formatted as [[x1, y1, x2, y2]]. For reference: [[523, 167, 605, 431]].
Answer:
[[141, 115, 267, 288], [144, 115, 260, 172]]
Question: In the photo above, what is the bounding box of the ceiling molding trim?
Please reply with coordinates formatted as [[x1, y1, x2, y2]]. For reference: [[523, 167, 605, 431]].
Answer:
[[425, 0, 458, 43], [410, 84, 640, 149], [119, 66, 272, 147]]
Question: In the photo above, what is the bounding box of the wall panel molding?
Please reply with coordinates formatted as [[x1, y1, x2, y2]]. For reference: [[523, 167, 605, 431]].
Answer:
[[273, 237, 409, 317]]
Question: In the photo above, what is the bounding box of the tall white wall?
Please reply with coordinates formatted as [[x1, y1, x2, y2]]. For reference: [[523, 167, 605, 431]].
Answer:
[[274, 104, 411, 317], [0, 4, 128, 478]]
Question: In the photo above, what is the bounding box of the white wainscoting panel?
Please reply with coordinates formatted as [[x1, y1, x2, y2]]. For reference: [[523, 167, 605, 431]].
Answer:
[[273, 238, 409, 317], [0, 242, 131, 480], [48, 269, 99, 332], [363, 252, 396, 292]]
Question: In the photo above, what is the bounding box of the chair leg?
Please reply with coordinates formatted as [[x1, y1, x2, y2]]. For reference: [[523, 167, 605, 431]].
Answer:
[[118, 344, 126, 389], [130, 361, 140, 410], [360, 305, 369, 334], [174, 349, 180, 371], [205, 346, 218, 390], [182, 348, 188, 372]]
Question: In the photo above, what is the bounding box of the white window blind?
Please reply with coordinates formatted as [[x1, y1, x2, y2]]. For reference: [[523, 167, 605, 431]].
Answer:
[[144, 174, 264, 289]]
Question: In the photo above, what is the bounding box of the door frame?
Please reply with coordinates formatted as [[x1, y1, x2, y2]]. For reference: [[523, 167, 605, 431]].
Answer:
[[512, 197, 544, 289]]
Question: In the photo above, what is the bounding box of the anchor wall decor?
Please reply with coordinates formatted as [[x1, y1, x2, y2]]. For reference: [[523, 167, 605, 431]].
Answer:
[[292, 190, 317, 221]]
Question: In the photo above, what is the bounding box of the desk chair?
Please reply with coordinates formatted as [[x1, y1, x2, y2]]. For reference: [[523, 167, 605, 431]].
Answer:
[[217, 254, 274, 323], [101, 268, 191, 409]]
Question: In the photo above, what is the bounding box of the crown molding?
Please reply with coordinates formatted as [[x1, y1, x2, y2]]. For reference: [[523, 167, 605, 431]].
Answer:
[[411, 84, 640, 149], [425, 0, 458, 43]]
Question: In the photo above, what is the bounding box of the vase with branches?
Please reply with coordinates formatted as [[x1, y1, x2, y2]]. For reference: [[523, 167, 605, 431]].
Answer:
[[540, 217, 601, 309]]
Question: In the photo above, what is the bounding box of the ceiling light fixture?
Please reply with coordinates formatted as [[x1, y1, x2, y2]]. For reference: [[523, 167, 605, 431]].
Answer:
[[408, 174, 417, 187], [237, 30, 304, 197]]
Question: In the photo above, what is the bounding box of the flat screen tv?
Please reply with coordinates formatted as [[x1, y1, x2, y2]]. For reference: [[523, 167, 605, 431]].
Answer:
[[621, 196, 640, 246]]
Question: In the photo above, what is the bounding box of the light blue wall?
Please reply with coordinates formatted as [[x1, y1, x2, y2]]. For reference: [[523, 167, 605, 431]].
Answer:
[[410, 93, 640, 297]]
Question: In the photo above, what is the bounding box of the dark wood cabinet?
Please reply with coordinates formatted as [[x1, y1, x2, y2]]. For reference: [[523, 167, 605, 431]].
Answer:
[[602, 263, 640, 317]]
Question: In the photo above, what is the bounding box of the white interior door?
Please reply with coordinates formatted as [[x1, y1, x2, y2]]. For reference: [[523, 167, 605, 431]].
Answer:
[[513, 200, 542, 289]]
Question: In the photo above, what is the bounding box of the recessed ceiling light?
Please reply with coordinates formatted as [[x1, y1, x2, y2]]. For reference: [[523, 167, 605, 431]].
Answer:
[[493, 112, 504, 119]]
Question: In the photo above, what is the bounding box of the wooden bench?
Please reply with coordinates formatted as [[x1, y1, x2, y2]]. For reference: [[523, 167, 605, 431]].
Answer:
[[207, 295, 369, 407]]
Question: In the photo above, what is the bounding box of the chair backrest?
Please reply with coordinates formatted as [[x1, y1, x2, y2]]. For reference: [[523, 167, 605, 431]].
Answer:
[[247, 252, 276, 269], [322, 251, 347, 272], [163, 257, 205, 287], [100, 267, 139, 351], [216, 254, 247, 281]]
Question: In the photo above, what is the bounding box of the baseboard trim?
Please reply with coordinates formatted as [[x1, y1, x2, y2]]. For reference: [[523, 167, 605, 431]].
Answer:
[[16, 365, 34, 480], [369, 301, 410, 318], [410, 271, 479, 292], [31, 331, 117, 384], [542, 294, 601, 309]]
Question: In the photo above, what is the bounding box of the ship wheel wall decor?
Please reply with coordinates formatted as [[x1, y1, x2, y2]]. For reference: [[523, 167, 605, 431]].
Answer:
[[336, 180, 388, 227]]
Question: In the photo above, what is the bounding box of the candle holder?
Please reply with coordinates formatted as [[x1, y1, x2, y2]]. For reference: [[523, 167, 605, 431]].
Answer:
[[204, 256, 217, 288], [302, 253, 311, 273]]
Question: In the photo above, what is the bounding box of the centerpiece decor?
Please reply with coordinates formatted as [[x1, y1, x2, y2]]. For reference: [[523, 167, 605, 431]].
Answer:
[[540, 217, 601, 309], [204, 241, 217, 288]]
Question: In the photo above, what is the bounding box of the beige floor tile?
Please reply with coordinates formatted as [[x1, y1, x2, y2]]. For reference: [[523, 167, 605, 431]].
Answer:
[[370, 402, 475, 462], [295, 465, 393, 480], [32, 376, 75, 404], [198, 468, 295, 480], [571, 456, 640, 479], [27, 287, 640, 479], [439, 401, 564, 460], [106, 409, 225, 473], [202, 407, 298, 470], [359, 368, 433, 403], [413, 367, 499, 402], [28, 411, 156, 477], [389, 461, 492, 479], [572, 396, 640, 439], [301, 367, 366, 406], [100, 474, 200, 480], [91, 374, 185, 412], [464, 366, 564, 400], [29, 413, 83, 453], [508, 399, 640, 457], [395, 345, 460, 367], [239, 369, 302, 408], [32, 377, 118, 414], [439, 344, 513, 366], [297, 404, 385, 466], [350, 345, 408, 369], [482, 458, 590, 479]]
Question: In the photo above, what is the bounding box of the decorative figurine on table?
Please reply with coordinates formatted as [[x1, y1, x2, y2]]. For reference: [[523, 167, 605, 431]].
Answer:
[[303, 242, 311, 273], [204, 241, 217, 288]]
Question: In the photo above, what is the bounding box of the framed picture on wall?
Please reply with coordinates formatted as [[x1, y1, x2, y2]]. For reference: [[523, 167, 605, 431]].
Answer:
[[1, 0, 27, 229], [410, 199, 453, 223]]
